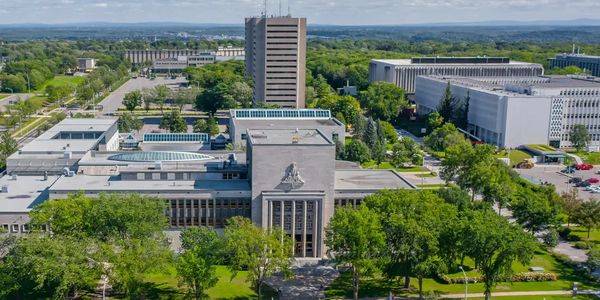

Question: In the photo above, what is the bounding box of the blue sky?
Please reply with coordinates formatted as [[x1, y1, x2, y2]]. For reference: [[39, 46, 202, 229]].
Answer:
[[1, 0, 599, 25]]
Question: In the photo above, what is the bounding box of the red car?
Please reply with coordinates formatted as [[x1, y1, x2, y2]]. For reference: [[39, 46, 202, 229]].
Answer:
[[586, 178, 600, 183], [575, 164, 594, 170]]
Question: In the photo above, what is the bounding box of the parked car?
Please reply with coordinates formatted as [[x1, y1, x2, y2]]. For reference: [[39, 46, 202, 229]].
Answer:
[[587, 178, 600, 183], [574, 164, 593, 170], [562, 167, 575, 174], [569, 177, 583, 184], [576, 181, 592, 187]]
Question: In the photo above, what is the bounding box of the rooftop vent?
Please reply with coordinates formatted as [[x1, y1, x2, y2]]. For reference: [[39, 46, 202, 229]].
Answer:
[[1, 186, 7, 193]]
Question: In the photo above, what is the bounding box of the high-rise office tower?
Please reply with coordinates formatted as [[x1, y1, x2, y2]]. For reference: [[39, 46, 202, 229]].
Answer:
[[245, 16, 307, 108]]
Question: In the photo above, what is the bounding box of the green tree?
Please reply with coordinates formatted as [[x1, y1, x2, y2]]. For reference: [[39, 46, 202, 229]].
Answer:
[[325, 206, 385, 300], [159, 110, 188, 133], [173, 87, 199, 110], [224, 217, 293, 299], [390, 138, 422, 167], [569, 124, 590, 151], [176, 246, 218, 300], [344, 139, 371, 163], [122, 90, 142, 112], [456, 92, 470, 129], [147, 85, 171, 114], [195, 83, 236, 114], [117, 113, 143, 133], [230, 81, 253, 108], [359, 81, 407, 122], [560, 189, 583, 227], [463, 210, 536, 300], [379, 120, 398, 142], [205, 115, 220, 136], [0, 131, 19, 169], [510, 185, 562, 234], [364, 117, 378, 149], [423, 122, 467, 152], [573, 198, 600, 239], [437, 82, 456, 123], [365, 190, 457, 299]]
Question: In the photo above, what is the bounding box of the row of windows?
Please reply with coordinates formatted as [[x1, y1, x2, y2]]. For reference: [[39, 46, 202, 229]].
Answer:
[[560, 90, 600, 96], [267, 94, 297, 97], [565, 114, 600, 118], [267, 59, 298, 62], [144, 133, 210, 142], [267, 77, 297, 79], [1, 223, 30, 233]]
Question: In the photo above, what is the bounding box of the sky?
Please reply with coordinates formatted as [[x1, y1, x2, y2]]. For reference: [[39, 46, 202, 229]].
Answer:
[[0, 0, 599, 25]]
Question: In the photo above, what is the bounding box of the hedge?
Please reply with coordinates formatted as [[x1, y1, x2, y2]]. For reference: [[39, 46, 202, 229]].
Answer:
[[440, 272, 557, 284]]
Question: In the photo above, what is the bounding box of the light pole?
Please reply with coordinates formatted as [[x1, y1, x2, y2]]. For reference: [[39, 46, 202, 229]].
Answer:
[[459, 265, 468, 300], [24, 72, 31, 94]]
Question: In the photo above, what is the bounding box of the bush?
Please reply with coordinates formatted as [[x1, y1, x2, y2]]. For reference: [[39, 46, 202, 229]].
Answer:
[[567, 234, 582, 242], [574, 241, 592, 249], [440, 272, 558, 284], [558, 227, 572, 239], [543, 230, 560, 248]]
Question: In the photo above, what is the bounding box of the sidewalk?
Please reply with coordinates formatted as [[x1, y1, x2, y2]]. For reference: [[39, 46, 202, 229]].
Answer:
[[439, 290, 571, 298]]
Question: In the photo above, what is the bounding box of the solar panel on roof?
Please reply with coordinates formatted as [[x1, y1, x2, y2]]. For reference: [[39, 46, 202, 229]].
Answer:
[[231, 109, 331, 119], [143, 133, 210, 143], [108, 151, 214, 162]]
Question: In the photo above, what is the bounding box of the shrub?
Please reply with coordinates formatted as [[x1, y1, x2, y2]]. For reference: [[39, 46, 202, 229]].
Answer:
[[574, 241, 591, 249], [567, 234, 582, 242], [543, 230, 560, 248], [558, 227, 572, 239], [440, 272, 558, 284]]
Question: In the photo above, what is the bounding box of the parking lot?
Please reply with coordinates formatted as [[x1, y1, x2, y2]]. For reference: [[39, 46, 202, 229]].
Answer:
[[515, 164, 600, 200]]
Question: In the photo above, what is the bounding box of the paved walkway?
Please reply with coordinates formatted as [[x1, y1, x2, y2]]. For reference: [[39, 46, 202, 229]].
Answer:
[[439, 290, 573, 298], [265, 265, 339, 299], [554, 241, 588, 262]]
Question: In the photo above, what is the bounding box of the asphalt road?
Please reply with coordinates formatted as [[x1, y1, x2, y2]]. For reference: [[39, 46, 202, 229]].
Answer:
[[0, 94, 34, 110], [96, 76, 188, 117]]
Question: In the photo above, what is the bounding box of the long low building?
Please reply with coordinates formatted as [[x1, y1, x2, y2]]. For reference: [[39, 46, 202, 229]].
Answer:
[[369, 57, 544, 94], [415, 75, 600, 148], [125, 47, 245, 65], [549, 53, 600, 77], [1, 114, 413, 259]]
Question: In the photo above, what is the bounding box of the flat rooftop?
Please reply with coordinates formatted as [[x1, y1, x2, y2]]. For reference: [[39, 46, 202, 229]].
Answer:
[[0, 175, 58, 212], [20, 118, 117, 154], [232, 118, 343, 128], [372, 59, 538, 66], [532, 76, 600, 88], [334, 169, 415, 191], [49, 175, 250, 193], [248, 129, 332, 145]]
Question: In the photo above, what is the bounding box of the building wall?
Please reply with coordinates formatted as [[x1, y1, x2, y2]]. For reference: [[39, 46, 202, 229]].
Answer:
[[0, 213, 31, 235], [549, 55, 600, 77], [370, 61, 544, 93], [245, 17, 307, 108], [249, 143, 335, 257]]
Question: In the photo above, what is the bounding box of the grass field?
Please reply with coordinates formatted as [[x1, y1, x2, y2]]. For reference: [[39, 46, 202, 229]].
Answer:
[[34, 75, 85, 93], [416, 183, 447, 189], [495, 149, 533, 166], [464, 296, 596, 300], [361, 161, 429, 172], [569, 151, 600, 165], [326, 247, 599, 299], [0, 94, 9, 100], [142, 265, 273, 299]]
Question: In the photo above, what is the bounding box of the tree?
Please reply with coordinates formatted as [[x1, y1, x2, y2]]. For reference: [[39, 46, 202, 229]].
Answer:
[[230, 81, 253, 108], [424, 123, 467, 153], [147, 85, 171, 113], [176, 246, 218, 300], [586, 247, 600, 274], [159, 110, 188, 133], [441, 142, 498, 200], [510, 185, 562, 234], [0, 131, 18, 169], [427, 112, 444, 131], [344, 140, 371, 163], [391, 138, 421, 167], [335, 138, 345, 160], [560, 189, 583, 227], [455, 92, 470, 129], [325, 206, 385, 300], [569, 124, 590, 151], [379, 121, 397, 142], [365, 190, 457, 299], [372, 141, 386, 165], [224, 217, 293, 299], [437, 82, 456, 123], [0, 235, 101, 299], [359, 81, 407, 122], [173, 87, 199, 110], [117, 113, 143, 133], [364, 117, 378, 149], [205, 115, 220, 136], [122, 90, 142, 112], [196, 83, 236, 114], [573, 198, 600, 239], [463, 210, 536, 300]]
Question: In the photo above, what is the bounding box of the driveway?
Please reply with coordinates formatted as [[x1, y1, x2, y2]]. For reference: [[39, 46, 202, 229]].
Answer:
[[0, 93, 34, 109], [96, 76, 188, 116], [515, 165, 599, 200]]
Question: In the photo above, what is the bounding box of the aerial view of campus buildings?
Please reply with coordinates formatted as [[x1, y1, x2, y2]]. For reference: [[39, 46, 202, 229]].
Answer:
[[0, 2, 600, 300]]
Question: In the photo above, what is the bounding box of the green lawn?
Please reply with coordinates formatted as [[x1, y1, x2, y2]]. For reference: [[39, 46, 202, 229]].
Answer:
[[0, 94, 9, 100], [34, 75, 85, 93], [527, 144, 557, 152], [567, 226, 600, 247], [326, 248, 599, 299], [465, 296, 596, 300], [495, 149, 533, 166], [415, 173, 435, 178], [417, 183, 447, 189], [361, 161, 429, 172], [569, 151, 600, 165], [142, 265, 273, 299]]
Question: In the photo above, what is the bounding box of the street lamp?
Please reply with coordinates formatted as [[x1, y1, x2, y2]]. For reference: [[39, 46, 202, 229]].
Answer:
[[459, 265, 468, 300], [24, 72, 31, 94]]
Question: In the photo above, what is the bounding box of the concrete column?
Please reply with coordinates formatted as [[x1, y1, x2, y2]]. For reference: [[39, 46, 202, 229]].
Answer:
[[302, 200, 307, 258], [213, 199, 217, 227], [268, 200, 273, 230], [291, 201, 296, 256], [280, 201, 284, 231], [313, 200, 319, 258], [175, 199, 180, 227], [182, 199, 187, 227]]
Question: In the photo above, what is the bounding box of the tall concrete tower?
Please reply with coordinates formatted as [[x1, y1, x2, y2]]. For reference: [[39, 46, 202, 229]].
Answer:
[[245, 16, 307, 108]]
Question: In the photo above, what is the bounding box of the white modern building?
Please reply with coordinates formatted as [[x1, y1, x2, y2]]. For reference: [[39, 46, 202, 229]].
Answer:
[[369, 57, 544, 94], [415, 75, 600, 148]]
